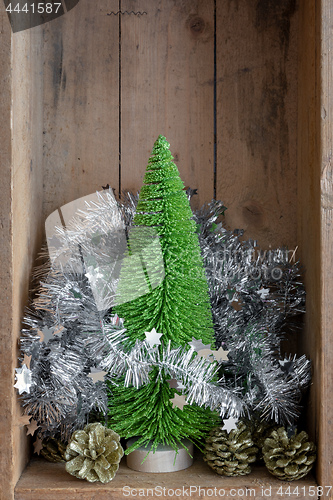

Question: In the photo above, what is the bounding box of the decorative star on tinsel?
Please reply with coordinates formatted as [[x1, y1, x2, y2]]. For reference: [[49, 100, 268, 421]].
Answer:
[[33, 437, 43, 455], [167, 378, 185, 390], [214, 347, 229, 362], [193, 343, 229, 363], [258, 288, 270, 299], [17, 414, 31, 427], [144, 328, 163, 347], [38, 325, 58, 344], [22, 354, 32, 369], [14, 364, 33, 394], [196, 348, 215, 362], [189, 338, 211, 352], [88, 368, 108, 383], [222, 416, 239, 433], [26, 419, 39, 436], [170, 393, 188, 411]]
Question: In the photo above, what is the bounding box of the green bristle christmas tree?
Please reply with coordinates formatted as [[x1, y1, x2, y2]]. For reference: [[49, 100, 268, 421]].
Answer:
[[108, 135, 219, 452]]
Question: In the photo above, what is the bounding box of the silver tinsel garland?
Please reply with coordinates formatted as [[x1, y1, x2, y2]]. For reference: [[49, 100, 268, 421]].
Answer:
[[15, 189, 311, 442]]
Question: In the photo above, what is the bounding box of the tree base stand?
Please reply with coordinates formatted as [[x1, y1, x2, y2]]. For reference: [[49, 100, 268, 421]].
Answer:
[[126, 439, 194, 473]]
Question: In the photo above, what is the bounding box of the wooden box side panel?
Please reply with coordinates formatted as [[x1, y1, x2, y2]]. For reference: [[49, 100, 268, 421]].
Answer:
[[11, 25, 45, 490], [0, 8, 15, 500], [318, 0, 333, 487], [298, 0, 333, 488]]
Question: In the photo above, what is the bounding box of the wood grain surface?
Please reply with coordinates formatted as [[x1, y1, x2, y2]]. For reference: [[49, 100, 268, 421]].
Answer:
[[42, 0, 119, 218], [0, 0, 332, 497], [317, 0, 333, 490], [120, 0, 215, 210], [0, 7, 15, 500], [15, 457, 316, 500], [216, 0, 298, 249]]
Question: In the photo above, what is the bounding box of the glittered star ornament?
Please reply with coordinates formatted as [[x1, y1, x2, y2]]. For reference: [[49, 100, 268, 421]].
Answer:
[[222, 416, 238, 433], [167, 379, 185, 390], [33, 437, 43, 455], [88, 368, 107, 383], [170, 393, 188, 411], [189, 338, 211, 352], [41, 325, 55, 343], [26, 419, 39, 436], [17, 414, 31, 427], [144, 328, 163, 348], [37, 325, 56, 343], [258, 288, 270, 299], [14, 365, 33, 394], [213, 347, 229, 362], [22, 354, 32, 369], [196, 348, 215, 362]]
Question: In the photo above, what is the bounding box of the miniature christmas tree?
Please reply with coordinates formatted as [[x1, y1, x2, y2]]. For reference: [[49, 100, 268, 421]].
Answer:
[[108, 135, 219, 451]]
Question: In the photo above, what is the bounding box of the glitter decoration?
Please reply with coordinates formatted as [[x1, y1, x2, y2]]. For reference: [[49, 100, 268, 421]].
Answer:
[[64, 423, 123, 483], [144, 328, 163, 348], [222, 416, 239, 432], [262, 427, 316, 481], [204, 421, 258, 476], [108, 136, 220, 453], [14, 139, 311, 448], [170, 393, 188, 410], [14, 365, 33, 395]]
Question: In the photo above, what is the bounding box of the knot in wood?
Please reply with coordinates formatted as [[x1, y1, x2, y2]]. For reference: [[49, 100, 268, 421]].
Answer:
[[187, 16, 206, 36]]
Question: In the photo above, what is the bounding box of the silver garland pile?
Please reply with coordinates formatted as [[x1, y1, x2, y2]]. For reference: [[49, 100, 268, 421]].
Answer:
[[16, 189, 311, 442]]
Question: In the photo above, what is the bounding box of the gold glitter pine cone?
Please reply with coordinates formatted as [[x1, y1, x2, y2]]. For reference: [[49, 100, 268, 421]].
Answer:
[[40, 437, 67, 463], [64, 423, 124, 483], [262, 427, 316, 481], [248, 419, 280, 462], [203, 421, 258, 476]]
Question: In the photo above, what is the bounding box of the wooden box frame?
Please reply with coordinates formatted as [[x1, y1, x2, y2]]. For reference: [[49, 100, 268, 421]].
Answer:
[[0, 0, 332, 498]]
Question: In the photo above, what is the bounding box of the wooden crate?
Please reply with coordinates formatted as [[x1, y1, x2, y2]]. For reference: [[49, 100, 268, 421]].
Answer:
[[1, 0, 332, 498]]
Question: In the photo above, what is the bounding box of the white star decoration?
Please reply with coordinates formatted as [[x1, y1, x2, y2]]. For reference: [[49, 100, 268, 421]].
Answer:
[[88, 368, 108, 383], [189, 337, 211, 352], [222, 416, 239, 433], [170, 393, 188, 411], [189, 339, 229, 363], [258, 288, 270, 299], [144, 328, 163, 348], [14, 365, 33, 395], [196, 348, 215, 362], [213, 347, 229, 362]]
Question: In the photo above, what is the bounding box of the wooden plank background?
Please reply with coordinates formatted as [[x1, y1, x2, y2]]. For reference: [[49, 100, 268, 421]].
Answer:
[[42, 0, 119, 217], [42, 0, 298, 246], [2, 0, 332, 495], [216, 0, 298, 250], [120, 0, 214, 211]]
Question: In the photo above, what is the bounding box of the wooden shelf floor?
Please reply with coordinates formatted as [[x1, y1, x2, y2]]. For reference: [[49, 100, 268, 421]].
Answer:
[[15, 455, 316, 500]]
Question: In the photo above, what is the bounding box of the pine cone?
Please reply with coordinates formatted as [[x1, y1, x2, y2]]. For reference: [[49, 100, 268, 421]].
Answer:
[[248, 419, 280, 461], [263, 427, 316, 481], [64, 423, 124, 483], [203, 421, 258, 476], [40, 437, 67, 463]]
